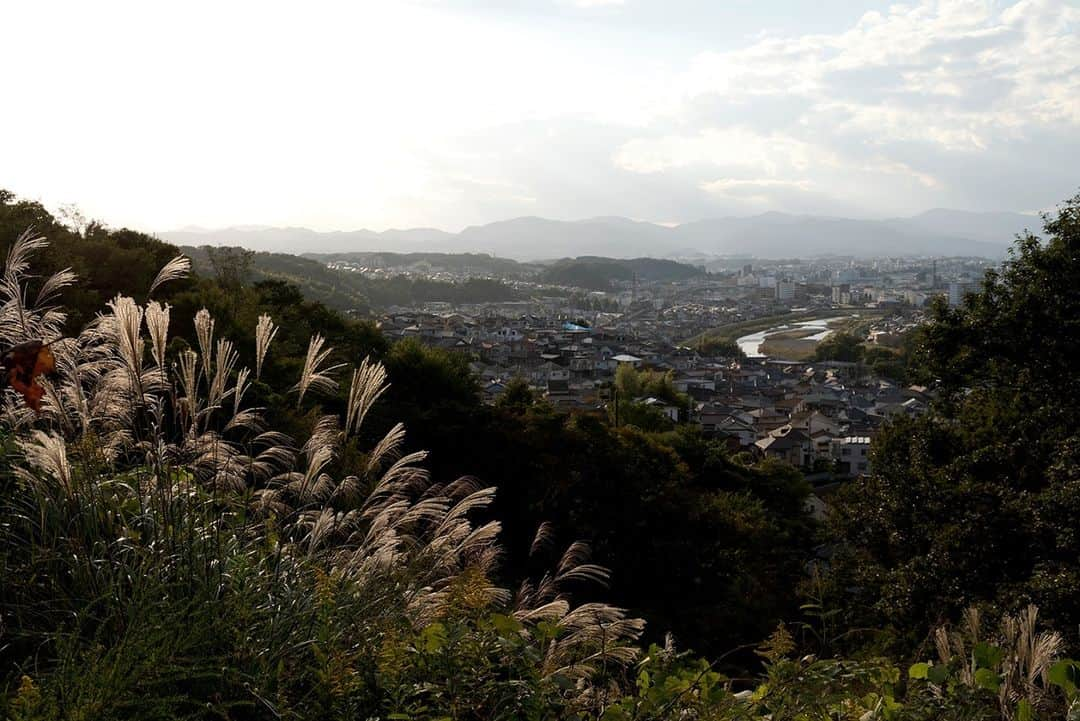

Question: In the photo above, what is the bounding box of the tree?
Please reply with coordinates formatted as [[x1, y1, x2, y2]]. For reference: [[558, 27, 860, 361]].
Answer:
[[825, 193, 1080, 654], [813, 331, 865, 363], [698, 336, 747, 360], [494, 376, 535, 412]]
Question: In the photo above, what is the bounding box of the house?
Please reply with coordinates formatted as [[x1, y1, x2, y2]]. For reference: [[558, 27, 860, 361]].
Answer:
[[804, 493, 829, 521], [611, 353, 643, 368], [789, 410, 843, 437], [482, 380, 508, 404], [545, 378, 573, 406], [748, 407, 790, 436], [755, 427, 812, 467], [639, 397, 680, 422], [832, 436, 871, 476], [715, 416, 756, 446]]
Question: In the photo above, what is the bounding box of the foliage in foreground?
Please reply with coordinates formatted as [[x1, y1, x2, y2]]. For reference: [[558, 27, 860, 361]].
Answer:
[[1, 206, 1080, 717], [825, 194, 1080, 653]]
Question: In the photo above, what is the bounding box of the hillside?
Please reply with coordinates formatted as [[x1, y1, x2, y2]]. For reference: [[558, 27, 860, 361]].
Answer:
[[183, 245, 522, 312], [6, 188, 1080, 720], [538, 256, 706, 289], [303, 250, 534, 277]]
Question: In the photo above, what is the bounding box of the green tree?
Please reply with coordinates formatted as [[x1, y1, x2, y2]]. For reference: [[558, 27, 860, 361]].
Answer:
[[813, 331, 865, 363], [825, 193, 1080, 654], [494, 376, 536, 412]]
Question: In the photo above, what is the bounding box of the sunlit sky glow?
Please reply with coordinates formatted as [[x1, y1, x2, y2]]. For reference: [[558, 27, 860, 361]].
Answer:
[[2, 0, 1078, 232]]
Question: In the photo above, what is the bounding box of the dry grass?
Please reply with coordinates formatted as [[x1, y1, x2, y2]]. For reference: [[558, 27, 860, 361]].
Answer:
[[0, 229, 645, 714], [758, 330, 821, 360]]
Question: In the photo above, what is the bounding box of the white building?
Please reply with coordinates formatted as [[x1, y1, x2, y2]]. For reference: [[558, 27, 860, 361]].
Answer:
[[948, 281, 979, 307], [832, 436, 871, 476]]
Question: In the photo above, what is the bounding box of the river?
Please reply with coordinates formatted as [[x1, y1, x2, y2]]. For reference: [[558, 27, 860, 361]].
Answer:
[[737, 316, 849, 358]]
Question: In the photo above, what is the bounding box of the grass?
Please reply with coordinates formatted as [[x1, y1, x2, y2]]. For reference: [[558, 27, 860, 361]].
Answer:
[[0, 231, 646, 720], [757, 316, 881, 361], [758, 331, 820, 361]]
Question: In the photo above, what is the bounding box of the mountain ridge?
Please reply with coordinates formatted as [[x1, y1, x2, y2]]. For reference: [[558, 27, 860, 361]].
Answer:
[[160, 209, 1035, 260]]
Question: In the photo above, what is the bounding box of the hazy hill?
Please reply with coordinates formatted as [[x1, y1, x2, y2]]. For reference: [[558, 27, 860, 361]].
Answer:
[[161, 209, 1035, 260], [538, 256, 705, 290], [455, 216, 673, 259], [303, 251, 533, 277], [183, 245, 522, 311], [167, 227, 455, 256], [890, 208, 1042, 245]]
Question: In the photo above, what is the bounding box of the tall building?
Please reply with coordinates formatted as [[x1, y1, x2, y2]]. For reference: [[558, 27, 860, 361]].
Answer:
[[775, 279, 795, 302], [948, 281, 979, 306]]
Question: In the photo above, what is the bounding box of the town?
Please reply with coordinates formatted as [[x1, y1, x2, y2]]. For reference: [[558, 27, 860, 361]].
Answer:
[[321, 251, 996, 489]]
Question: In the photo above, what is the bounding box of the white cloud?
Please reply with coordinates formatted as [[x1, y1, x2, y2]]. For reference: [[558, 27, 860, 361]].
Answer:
[[612, 0, 1078, 213], [614, 128, 838, 175], [669, 0, 1080, 148], [701, 178, 813, 196], [566, 0, 625, 6]]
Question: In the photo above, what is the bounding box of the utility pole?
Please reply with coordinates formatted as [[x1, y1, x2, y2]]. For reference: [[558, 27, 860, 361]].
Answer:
[[613, 384, 620, 427]]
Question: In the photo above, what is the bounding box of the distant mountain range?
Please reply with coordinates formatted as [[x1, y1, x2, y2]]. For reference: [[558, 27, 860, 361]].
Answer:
[[161, 209, 1040, 260]]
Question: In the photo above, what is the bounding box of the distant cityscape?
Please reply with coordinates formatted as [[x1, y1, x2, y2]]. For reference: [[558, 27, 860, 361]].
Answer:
[[309, 250, 996, 493]]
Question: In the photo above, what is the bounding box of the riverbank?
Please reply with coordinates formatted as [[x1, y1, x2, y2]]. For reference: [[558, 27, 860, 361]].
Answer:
[[684, 310, 825, 348], [747, 313, 887, 360]]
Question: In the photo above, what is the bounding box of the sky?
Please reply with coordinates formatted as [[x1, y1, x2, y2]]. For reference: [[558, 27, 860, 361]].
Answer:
[[2, 0, 1078, 232]]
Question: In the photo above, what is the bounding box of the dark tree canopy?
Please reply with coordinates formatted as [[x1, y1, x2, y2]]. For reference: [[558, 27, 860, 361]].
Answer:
[[826, 193, 1080, 653], [813, 331, 865, 363]]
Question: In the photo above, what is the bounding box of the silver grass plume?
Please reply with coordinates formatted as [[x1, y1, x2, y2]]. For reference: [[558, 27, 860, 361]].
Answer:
[[233, 366, 251, 418], [107, 296, 146, 390], [177, 348, 200, 428], [293, 334, 342, 408], [209, 338, 239, 409], [1, 230, 68, 345], [145, 301, 170, 370], [147, 254, 191, 297], [255, 314, 278, 380], [933, 604, 1065, 719], [35, 267, 77, 310], [0, 238, 650, 705], [345, 357, 388, 437], [194, 308, 214, 383], [16, 430, 73, 495]]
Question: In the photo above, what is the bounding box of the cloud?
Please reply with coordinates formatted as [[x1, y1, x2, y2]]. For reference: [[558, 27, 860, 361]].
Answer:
[[700, 178, 814, 206], [608, 0, 1079, 215], [4, 0, 1078, 230]]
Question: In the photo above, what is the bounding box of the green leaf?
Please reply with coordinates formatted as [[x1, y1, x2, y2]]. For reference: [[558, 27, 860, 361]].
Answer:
[[1049, 660, 1080, 694], [419, 622, 447, 653], [974, 668, 1000, 693], [908, 662, 930, 680], [490, 613, 522, 636], [1016, 699, 1034, 721], [973, 641, 1003, 670], [926, 664, 950, 685]]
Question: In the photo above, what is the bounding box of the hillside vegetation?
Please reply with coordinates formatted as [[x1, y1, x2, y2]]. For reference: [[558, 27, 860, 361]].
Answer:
[[2, 189, 1080, 719], [184, 245, 523, 312], [539, 256, 705, 290], [304, 251, 534, 278]]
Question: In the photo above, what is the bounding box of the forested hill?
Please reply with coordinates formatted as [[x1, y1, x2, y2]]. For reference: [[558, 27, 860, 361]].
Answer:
[[183, 245, 523, 312], [304, 250, 535, 278], [538, 256, 706, 290]]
